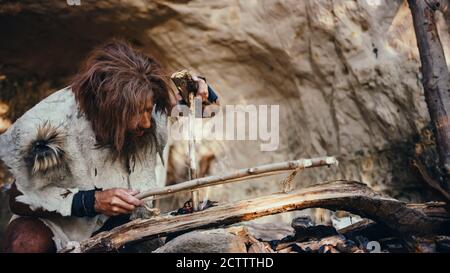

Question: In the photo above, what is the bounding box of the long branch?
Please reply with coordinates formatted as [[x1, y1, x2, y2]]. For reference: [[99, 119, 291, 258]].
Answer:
[[135, 156, 338, 200]]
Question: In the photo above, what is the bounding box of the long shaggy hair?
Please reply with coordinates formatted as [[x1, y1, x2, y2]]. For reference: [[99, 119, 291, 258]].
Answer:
[[71, 40, 173, 164]]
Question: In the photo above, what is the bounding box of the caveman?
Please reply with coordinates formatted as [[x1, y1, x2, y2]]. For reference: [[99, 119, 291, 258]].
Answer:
[[0, 40, 219, 252]]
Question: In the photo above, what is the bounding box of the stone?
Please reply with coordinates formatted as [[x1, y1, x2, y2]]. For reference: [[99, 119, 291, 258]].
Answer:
[[153, 228, 248, 253]]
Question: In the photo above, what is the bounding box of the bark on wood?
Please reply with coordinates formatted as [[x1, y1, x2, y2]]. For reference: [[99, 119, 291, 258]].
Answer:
[[413, 158, 450, 200], [79, 180, 450, 252], [135, 156, 338, 201], [289, 235, 349, 253], [408, 0, 450, 192]]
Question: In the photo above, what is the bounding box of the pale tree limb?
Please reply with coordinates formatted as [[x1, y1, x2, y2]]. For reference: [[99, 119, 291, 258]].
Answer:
[[78, 180, 450, 252], [188, 93, 199, 211], [135, 156, 338, 201]]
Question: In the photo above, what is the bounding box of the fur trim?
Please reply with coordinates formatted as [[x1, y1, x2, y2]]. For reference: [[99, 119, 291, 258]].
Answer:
[[23, 121, 70, 178]]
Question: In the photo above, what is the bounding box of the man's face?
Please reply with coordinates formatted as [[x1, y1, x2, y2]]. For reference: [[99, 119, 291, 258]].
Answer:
[[128, 97, 153, 137]]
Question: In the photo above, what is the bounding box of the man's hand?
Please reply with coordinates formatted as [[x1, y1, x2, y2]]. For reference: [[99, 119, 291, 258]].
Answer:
[[94, 188, 143, 216], [192, 75, 209, 102]]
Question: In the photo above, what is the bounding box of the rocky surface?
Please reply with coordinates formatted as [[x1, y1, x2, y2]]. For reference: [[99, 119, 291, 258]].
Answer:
[[1, 0, 450, 238], [154, 228, 248, 253]]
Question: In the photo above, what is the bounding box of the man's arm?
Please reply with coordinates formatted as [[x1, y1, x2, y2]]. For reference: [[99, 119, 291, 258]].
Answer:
[[9, 182, 143, 218]]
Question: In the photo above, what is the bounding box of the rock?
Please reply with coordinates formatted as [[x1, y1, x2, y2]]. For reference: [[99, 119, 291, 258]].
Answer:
[[291, 216, 315, 232], [154, 229, 248, 253], [244, 222, 294, 241], [122, 238, 165, 253], [291, 216, 339, 241], [435, 236, 450, 253]]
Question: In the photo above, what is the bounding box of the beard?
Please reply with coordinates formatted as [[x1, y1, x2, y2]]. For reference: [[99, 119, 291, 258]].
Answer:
[[121, 118, 157, 171]]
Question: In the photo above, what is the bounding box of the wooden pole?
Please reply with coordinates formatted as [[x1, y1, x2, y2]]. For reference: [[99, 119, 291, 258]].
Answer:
[[188, 93, 199, 211], [135, 156, 338, 200], [171, 70, 202, 210], [408, 0, 450, 192]]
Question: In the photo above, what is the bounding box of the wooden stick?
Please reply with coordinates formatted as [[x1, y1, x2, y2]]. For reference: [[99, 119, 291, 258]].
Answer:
[[171, 70, 201, 210], [408, 0, 450, 190], [78, 180, 450, 252], [188, 93, 199, 211], [135, 156, 338, 200]]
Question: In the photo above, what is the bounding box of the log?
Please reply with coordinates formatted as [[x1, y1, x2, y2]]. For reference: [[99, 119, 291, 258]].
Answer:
[[136, 156, 338, 200], [290, 235, 349, 253], [78, 180, 450, 252], [408, 0, 450, 191]]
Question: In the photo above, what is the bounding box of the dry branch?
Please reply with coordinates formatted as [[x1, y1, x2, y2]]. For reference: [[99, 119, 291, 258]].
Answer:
[[135, 157, 338, 200], [413, 158, 450, 200], [409, 0, 450, 192], [79, 180, 450, 252]]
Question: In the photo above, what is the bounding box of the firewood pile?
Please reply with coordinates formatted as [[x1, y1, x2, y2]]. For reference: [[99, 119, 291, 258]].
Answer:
[[164, 203, 399, 253], [67, 179, 450, 253], [238, 218, 396, 253], [153, 213, 450, 253], [169, 215, 449, 253]]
